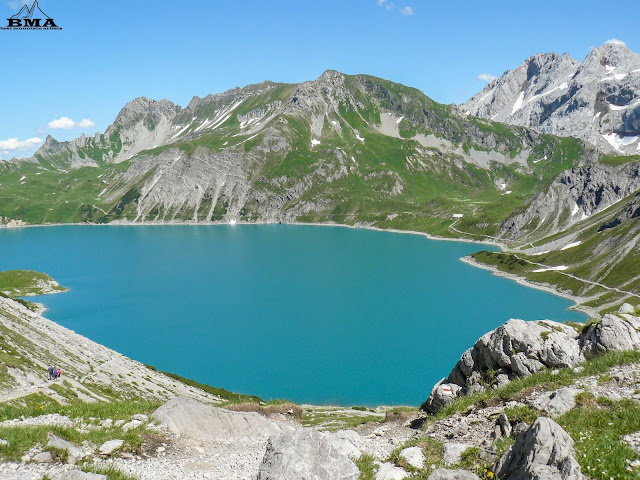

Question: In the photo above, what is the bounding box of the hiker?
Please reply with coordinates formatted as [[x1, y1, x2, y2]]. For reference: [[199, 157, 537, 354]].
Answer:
[[48, 365, 54, 380], [56, 367, 61, 380]]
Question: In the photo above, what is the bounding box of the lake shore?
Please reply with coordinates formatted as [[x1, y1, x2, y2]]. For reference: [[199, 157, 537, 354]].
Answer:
[[459, 255, 597, 319]]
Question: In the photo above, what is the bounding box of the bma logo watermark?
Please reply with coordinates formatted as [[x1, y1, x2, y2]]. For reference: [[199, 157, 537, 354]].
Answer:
[[2, 0, 61, 30]]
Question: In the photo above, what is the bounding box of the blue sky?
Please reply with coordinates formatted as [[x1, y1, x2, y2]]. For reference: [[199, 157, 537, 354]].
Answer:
[[1, 0, 639, 159]]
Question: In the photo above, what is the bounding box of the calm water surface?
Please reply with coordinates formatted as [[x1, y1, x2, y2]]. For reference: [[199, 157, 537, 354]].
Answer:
[[0, 225, 586, 405]]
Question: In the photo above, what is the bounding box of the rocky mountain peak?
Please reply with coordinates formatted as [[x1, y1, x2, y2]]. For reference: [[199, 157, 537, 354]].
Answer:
[[461, 42, 640, 155]]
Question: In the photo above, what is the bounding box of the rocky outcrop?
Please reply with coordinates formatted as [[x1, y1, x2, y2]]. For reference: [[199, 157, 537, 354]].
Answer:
[[423, 312, 640, 414], [493, 417, 585, 480], [423, 319, 581, 413], [152, 396, 283, 442], [462, 42, 640, 155], [257, 428, 360, 480], [500, 162, 640, 239], [580, 313, 640, 357]]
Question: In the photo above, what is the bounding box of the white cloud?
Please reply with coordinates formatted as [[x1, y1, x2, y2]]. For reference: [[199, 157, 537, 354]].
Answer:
[[605, 38, 626, 46], [47, 116, 95, 130], [76, 118, 96, 128], [478, 73, 498, 83], [0, 137, 43, 151], [399, 6, 414, 15]]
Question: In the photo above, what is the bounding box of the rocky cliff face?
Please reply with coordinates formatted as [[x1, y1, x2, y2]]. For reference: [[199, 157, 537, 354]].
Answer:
[[500, 162, 640, 239], [462, 42, 640, 155], [423, 304, 640, 415]]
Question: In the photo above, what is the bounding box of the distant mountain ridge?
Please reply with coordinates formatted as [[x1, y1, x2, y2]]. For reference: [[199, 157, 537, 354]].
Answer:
[[461, 42, 640, 155]]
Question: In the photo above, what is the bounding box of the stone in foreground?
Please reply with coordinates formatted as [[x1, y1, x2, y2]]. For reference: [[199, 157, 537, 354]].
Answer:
[[99, 439, 124, 456], [48, 433, 84, 464], [494, 417, 585, 480], [257, 428, 360, 480], [153, 396, 282, 441], [375, 462, 408, 480], [399, 445, 425, 469], [428, 469, 481, 480], [530, 387, 582, 417], [443, 443, 471, 466], [52, 471, 108, 480]]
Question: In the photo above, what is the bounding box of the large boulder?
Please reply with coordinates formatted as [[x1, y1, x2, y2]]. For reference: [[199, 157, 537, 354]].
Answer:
[[580, 314, 640, 357], [493, 417, 585, 480], [422, 380, 463, 414], [619, 303, 636, 315], [152, 396, 283, 442], [257, 428, 360, 480], [424, 319, 582, 413]]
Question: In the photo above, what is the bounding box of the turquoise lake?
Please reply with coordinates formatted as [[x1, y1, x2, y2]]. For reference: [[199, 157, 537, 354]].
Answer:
[[0, 225, 586, 405]]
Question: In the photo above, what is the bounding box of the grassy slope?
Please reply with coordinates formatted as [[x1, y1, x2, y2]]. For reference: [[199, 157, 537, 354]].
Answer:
[[470, 183, 640, 312], [0, 270, 67, 297]]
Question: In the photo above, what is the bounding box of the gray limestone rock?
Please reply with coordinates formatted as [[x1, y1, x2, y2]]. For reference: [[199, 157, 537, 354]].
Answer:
[[462, 42, 640, 156], [427, 469, 481, 480], [375, 462, 408, 480], [500, 163, 640, 239], [152, 396, 283, 442], [443, 443, 470, 466], [422, 380, 463, 414], [399, 446, 425, 469], [32, 451, 53, 463], [531, 387, 582, 417], [619, 303, 636, 315], [426, 319, 582, 413], [257, 428, 360, 480], [48, 433, 84, 464], [52, 472, 108, 480], [494, 417, 585, 480], [98, 439, 124, 456], [580, 314, 640, 357]]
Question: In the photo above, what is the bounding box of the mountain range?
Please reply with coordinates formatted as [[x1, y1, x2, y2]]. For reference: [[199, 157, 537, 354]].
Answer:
[[462, 42, 640, 155], [2, 45, 639, 313]]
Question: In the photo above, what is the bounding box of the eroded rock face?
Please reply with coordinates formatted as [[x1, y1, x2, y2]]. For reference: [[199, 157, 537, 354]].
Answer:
[[499, 163, 640, 239], [424, 312, 640, 414], [424, 319, 582, 411], [461, 42, 640, 156], [257, 428, 360, 480], [152, 396, 283, 442], [580, 314, 640, 357], [493, 417, 585, 480]]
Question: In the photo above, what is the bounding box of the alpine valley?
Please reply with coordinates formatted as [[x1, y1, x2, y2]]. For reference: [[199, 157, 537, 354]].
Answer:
[[2, 43, 639, 314], [2, 40, 640, 480]]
